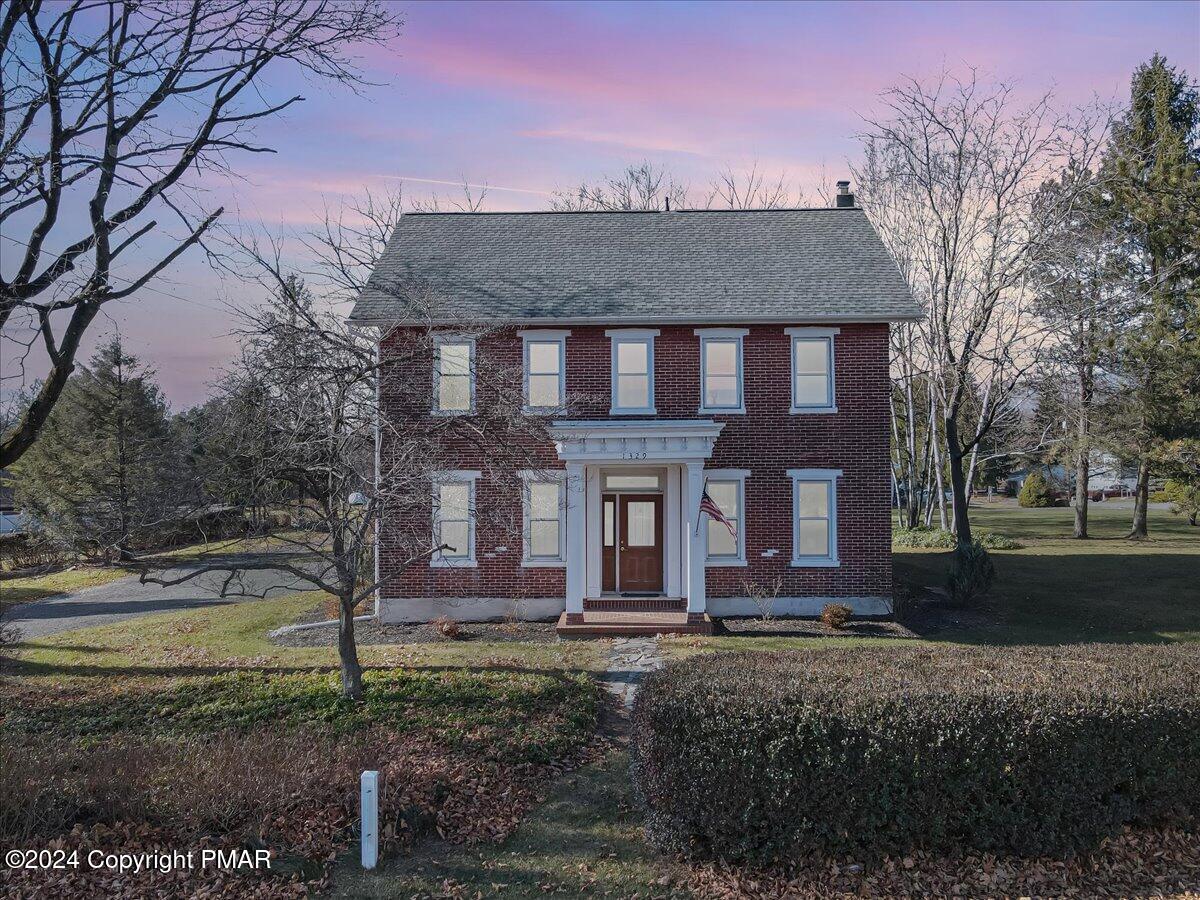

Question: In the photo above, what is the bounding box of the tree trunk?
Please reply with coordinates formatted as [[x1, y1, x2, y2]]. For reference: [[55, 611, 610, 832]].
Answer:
[[945, 417, 973, 547], [1127, 458, 1151, 541], [1073, 448, 1090, 539], [338, 597, 364, 700], [1189, 511, 1198, 526]]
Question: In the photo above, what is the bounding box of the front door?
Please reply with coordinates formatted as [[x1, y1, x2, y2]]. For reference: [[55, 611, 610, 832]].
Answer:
[[617, 494, 664, 594]]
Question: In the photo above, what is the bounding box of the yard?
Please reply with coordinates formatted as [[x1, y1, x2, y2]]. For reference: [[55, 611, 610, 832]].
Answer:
[[2, 501, 1197, 898]]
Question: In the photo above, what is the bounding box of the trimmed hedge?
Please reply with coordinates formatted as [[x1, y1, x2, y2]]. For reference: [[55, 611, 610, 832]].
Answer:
[[631, 646, 1200, 861]]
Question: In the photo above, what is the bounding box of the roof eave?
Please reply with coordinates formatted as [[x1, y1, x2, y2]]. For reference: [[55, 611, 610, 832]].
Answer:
[[347, 311, 923, 328]]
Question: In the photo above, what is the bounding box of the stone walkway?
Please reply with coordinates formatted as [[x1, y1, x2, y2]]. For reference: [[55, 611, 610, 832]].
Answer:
[[599, 636, 664, 710]]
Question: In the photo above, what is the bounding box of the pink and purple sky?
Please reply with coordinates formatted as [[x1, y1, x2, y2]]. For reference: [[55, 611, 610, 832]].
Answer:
[[37, 0, 1200, 407]]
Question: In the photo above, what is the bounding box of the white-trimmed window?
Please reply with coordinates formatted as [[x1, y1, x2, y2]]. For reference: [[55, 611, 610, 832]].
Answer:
[[788, 468, 840, 567], [696, 328, 747, 413], [520, 470, 566, 566], [521, 330, 569, 412], [433, 336, 475, 414], [786, 327, 838, 413], [704, 469, 749, 565], [432, 471, 480, 567], [607, 328, 658, 414]]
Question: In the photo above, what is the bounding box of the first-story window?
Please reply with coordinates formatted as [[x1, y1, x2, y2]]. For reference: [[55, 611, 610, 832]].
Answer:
[[434, 336, 474, 414], [786, 327, 838, 413], [432, 471, 480, 567], [788, 468, 840, 567], [704, 469, 748, 565], [521, 471, 566, 566], [521, 330, 569, 412], [696, 328, 747, 413], [607, 328, 658, 414]]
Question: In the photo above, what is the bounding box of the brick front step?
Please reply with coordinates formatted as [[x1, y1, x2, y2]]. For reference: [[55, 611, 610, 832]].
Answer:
[[583, 597, 686, 612], [556, 610, 713, 638]]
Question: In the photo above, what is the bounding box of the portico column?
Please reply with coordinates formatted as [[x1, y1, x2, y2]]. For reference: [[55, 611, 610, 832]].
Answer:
[[565, 462, 586, 620], [684, 461, 706, 616]]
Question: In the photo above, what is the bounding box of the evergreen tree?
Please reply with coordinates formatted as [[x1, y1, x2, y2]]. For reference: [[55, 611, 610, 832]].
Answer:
[[1103, 55, 1200, 539], [14, 336, 182, 561]]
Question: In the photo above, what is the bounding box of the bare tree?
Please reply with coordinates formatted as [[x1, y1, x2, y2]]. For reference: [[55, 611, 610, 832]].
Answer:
[[141, 211, 553, 700], [408, 178, 490, 213], [856, 72, 1108, 547], [550, 160, 689, 211], [0, 0, 400, 467], [704, 162, 798, 209]]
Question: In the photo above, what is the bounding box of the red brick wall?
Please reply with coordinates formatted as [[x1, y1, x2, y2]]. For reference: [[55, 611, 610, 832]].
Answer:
[[378, 323, 892, 601]]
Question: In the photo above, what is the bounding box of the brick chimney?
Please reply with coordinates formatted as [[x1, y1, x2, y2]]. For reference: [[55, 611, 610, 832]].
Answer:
[[835, 180, 855, 208]]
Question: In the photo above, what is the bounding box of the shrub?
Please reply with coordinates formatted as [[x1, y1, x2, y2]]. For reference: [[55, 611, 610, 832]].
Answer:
[[820, 603, 852, 629], [892, 527, 956, 548], [946, 539, 995, 605], [743, 576, 783, 622], [1018, 470, 1055, 507], [631, 646, 1200, 862], [1162, 478, 1200, 526], [978, 531, 1024, 550], [433, 615, 462, 639]]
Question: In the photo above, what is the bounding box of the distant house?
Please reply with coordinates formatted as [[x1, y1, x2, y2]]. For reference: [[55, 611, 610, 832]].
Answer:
[[350, 185, 921, 635], [1005, 454, 1140, 499]]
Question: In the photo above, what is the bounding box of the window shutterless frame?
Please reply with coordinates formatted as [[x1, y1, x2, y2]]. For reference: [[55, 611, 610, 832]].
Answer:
[[703, 468, 750, 565], [519, 470, 567, 566], [785, 327, 839, 413], [519, 330, 570, 413], [695, 328, 747, 414], [432, 335, 476, 415], [787, 468, 841, 567], [431, 471, 481, 567], [606, 328, 658, 415]]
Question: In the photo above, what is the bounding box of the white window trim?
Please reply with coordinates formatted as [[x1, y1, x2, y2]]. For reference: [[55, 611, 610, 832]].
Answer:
[[431, 470, 482, 567], [785, 327, 839, 414], [704, 468, 749, 566], [607, 328, 659, 415], [519, 469, 567, 567], [695, 328, 747, 414], [788, 468, 841, 567], [432, 334, 476, 416], [519, 329, 570, 414]]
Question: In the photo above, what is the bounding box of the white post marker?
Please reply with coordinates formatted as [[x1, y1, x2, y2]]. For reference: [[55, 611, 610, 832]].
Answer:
[[361, 770, 379, 869]]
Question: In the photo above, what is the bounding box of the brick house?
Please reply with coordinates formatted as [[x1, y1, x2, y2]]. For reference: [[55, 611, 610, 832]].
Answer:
[[349, 185, 919, 635]]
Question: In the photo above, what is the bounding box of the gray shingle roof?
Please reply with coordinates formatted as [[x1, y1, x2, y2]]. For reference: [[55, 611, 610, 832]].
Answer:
[[348, 208, 920, 324]]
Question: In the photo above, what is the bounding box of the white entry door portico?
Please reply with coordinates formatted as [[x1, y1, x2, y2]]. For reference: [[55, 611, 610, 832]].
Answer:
[[547, 420, 724, 621]]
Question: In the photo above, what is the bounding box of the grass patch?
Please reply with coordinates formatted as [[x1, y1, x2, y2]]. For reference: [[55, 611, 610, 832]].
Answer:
[[331, 750, 689, 899], [7, 592, 606, 688], [5, 667, 599, 763], [0, 565, 129, 610]]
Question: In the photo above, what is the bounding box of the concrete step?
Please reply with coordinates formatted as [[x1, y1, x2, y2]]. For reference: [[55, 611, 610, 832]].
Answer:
[[556, 610, 712, 638]]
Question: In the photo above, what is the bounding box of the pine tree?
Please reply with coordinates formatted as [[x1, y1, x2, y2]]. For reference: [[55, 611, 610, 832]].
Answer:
[[1103, 55, 1200, 540], [14, 336, 182, 561]]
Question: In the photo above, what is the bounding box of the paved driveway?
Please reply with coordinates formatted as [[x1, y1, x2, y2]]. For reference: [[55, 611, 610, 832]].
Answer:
[[6, 553, 317, 640]]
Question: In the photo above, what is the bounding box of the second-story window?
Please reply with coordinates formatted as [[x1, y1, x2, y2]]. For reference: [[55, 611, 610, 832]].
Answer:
[[434, 336, 474, 414], [786, 327, 839, 413], [607, 328, 658, 415], [521, 330, 569, 412], [696, 328, 747, 413]]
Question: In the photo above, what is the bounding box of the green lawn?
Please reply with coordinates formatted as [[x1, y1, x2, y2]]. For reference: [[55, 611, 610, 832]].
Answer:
[[666, 502, 1200, 659], [6, 593, 606, 690], [897, 502, 1200, 645]]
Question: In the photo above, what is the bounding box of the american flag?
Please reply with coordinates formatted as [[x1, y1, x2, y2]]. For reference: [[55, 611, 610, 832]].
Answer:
[[699, 488, 737, 538]]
